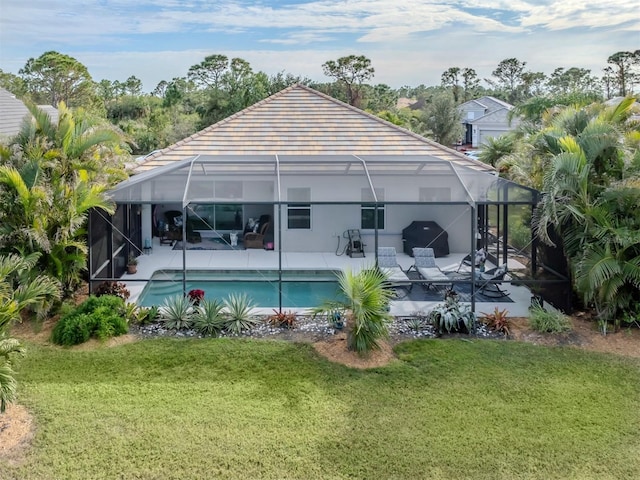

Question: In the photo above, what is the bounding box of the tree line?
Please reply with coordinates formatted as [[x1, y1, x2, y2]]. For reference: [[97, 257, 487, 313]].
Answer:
[[1, 50, 638, 155]]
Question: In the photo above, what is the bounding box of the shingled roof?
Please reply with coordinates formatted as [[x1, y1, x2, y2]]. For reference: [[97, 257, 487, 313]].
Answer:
[[134, 84, 493, 173], [0, 88, 59, 140]]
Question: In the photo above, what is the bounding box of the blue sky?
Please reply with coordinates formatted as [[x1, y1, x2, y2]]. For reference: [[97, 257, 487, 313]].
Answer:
[[1, 0, 638, 92]]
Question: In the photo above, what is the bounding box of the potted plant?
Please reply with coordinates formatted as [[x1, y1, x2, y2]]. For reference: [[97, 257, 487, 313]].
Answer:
[[127, 254, 138, 274]]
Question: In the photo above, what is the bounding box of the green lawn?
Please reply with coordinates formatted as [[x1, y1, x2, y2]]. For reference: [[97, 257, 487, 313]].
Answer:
[[3, 338, 640, 479]]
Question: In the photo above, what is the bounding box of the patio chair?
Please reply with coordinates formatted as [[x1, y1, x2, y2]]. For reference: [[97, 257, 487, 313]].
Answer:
[[409, 247, 450, 290], [244, 215, 270, 249], [457, 247, 486, 272], [377, 247, 411, 293], [476, 263, 510, 298]]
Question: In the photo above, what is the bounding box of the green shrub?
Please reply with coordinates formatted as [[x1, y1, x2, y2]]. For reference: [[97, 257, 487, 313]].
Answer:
[[159, 295, 194, 330], [223, 293, 258, 334], [51, 295, 128, 346], [192, 299, 226, 336], [51, 313, 94, 346], [528, 303, 571, 333], [131, 305, 159, 326], [428, 290, 476, 335]]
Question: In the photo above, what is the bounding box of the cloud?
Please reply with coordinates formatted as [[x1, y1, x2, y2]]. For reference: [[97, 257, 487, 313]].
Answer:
[[1, 0, 636, 91]]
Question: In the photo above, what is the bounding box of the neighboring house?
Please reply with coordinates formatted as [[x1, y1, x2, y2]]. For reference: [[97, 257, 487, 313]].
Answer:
[[0, 87, 59, 140], [457, 96, 519, 148]]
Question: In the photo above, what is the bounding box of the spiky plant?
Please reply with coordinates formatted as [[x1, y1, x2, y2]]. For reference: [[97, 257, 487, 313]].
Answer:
[[159, 295, 193, 330], [223, 293, 258, 334], [192, 299, 226, 336]]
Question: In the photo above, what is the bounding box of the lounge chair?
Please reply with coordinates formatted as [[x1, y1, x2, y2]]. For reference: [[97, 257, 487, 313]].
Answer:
[[457, 248, 486, 272], [377, 247, 411, 292], [476, 263, 510, 298], [410, 247, 450, 290]]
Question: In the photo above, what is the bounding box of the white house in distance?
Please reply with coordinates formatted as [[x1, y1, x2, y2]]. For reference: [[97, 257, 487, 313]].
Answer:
[[457, 96, 520, 148]]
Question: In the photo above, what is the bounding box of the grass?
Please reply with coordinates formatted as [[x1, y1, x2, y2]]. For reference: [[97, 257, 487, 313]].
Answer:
[[4, 338, 640, 479]]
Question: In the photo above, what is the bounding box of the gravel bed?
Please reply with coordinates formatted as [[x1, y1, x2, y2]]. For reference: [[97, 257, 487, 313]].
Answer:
[[132, 314, 503, 342]]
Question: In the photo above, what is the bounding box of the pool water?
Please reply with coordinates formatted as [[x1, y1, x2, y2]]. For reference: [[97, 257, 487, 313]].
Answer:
[[137, 269, 345, 308]]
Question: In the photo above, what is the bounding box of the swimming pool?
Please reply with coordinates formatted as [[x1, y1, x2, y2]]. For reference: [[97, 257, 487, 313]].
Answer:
[[136, 269, 345, 308]]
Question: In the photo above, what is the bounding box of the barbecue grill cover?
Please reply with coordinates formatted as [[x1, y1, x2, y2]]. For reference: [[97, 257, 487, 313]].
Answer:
[[402, 221, 449, 257]]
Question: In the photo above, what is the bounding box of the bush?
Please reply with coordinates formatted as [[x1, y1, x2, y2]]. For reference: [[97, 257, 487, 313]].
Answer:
[[428, 290, 476, 335], [192, 299, 225, 336], [94, 281, 130, 300], [52, 313, 94, 346], [223, 293, 258, 334], [481, 307, 511, 335], [159, 295, 194, 330], [267, 309, 297, 329], [51, 295, 128, 346], [528, 303, 571, 333]]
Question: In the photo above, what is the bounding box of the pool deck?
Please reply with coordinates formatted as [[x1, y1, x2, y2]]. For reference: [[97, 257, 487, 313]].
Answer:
[[122, 238, 534, 317]]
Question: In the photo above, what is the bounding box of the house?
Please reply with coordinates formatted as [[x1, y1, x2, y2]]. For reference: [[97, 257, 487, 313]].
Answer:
[[114, 84, 516, 255], [0, 87, 59, 140], [457, 96, 519, 148], [96, 85, 540, 311]]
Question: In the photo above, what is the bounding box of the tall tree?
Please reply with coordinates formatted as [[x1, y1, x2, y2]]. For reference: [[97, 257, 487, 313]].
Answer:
[[461, 68, 480, 102], [363, 83, 398, 112], [422, 92, 463, 146], [188, 54, 229, 90], [607, 50, 640, 96], [0, 69, 27, 96], [124, 76, 143, 96], [322, 55, 375, 107], [440, 67, 461, 103], [18, 51, 95, 107], [520, 71, 547, 98], [152, 80, 168, 98], [488, 58, 527, 103], [548, 67, 599, 95]]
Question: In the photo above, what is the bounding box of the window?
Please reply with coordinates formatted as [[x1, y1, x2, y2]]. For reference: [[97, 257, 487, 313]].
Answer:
[[361, 188, 384, 230], [287, 188, 311, 229]]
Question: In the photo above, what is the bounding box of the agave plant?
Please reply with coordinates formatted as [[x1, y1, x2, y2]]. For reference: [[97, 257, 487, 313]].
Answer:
[[428, 290, 476, 336], [159, 295, 194, 330], [223, 293, 258, 335], [192, 299, 226, 336]]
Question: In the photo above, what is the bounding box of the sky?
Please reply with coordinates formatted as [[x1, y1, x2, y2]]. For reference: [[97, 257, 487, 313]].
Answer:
[[1, 0, 638, 93]]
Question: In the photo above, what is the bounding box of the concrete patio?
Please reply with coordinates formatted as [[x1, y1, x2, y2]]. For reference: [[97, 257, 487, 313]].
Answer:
[[121, 237, 534, 318]]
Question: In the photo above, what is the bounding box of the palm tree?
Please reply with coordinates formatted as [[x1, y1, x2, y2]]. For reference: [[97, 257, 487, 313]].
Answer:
[[312, 267, 394, 354], [13, 101, 129, 185], [533, 97, 640, 328], [0, 253, 60, 412], [0, 102, 123, 294]]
